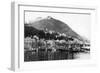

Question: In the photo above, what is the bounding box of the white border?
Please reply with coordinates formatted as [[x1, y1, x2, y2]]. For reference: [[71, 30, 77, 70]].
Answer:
[[11, 2, 97, 71]]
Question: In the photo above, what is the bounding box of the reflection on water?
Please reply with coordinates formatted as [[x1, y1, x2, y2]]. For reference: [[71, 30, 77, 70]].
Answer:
[[24, 51, 90, 61]]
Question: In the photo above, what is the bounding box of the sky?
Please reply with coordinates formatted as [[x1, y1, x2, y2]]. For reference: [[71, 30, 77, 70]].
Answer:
[[25, 11, 91, 40]]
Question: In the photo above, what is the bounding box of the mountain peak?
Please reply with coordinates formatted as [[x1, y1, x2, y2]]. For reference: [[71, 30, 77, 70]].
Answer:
[[46, 16, 53, 19], [26, 16, 84, 42]]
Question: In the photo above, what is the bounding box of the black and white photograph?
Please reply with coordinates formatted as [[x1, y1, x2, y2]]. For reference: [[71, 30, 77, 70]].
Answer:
[[24, 10, 91, 62]]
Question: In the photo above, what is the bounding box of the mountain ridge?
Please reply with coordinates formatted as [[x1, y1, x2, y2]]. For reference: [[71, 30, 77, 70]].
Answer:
[[25, 16, 88, 42]]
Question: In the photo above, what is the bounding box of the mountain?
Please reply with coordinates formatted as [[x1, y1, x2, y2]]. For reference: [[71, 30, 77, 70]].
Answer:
[[25, 16, 86, 42], [24, 24, 40, 37]]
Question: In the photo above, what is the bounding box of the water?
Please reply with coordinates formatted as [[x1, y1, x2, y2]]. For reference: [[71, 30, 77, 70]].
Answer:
[[24, 51, 90, 61], [74, 52, 90, 59]]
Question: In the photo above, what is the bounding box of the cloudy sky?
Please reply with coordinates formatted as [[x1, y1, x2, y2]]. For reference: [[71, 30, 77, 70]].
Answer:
[[25, 11, 91, 40]]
